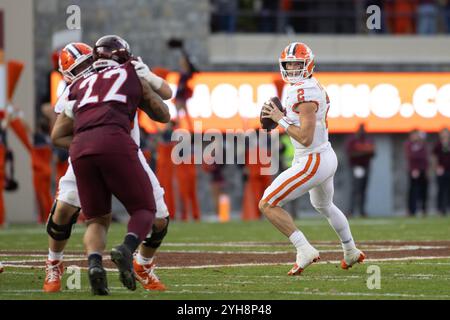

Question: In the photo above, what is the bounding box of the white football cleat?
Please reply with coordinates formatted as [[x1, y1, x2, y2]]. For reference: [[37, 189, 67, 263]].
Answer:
[[288, 244, 320, 276], [341, 248, 366, 270]]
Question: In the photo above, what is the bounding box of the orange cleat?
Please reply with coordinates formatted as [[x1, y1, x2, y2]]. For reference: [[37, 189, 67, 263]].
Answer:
[[288, 257, 321, 276], [341, 249, 366, 270], [133, 260, 166, 291], [288, 245, 320, 276], [43, 260, 64, 292]]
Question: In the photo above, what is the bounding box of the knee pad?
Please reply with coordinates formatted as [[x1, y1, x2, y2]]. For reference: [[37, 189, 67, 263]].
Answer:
[[46, 201, 81, 241], [142, 217, 169, 249]]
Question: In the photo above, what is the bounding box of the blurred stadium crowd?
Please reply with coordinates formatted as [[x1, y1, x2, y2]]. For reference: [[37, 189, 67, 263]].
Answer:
[[211, 0, 450, 34]]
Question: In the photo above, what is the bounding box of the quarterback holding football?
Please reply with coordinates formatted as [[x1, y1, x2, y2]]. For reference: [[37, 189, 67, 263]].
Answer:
[[259, 42, 365, 276]]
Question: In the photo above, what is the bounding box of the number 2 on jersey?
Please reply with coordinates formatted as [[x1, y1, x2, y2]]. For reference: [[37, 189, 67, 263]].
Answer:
[[297, 88, 305, 103], [78, 69, 128, 108]]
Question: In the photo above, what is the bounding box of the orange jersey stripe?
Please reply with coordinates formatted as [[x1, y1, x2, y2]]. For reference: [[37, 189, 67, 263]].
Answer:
[[272, 153, 321, 207], [263, 154, 314, 204]]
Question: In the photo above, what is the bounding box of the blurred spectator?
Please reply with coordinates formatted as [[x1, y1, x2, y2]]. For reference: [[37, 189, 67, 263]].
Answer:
[[433, 128, 450, 215], [417, 0, 438, 34], [0, 113, 19, 194], [175, 50, 197, 132], [211, 0, 238, 33], [31, 117, 53, 223], [203, 136, 225, 219], [444, 0, 450, 32], [139, 128, 155, 170], [278, 0, 294, 33], [385, 0, 416, 34], [38, 48, 62, 128], [346, 124, 375, 217], [405, 130, 429, 216], [241, 130, 272, 220], [39, 48, 70, 195], [177, 137, 201, 221], [336, 0, 356, 33], [258, 0, 277, 32]]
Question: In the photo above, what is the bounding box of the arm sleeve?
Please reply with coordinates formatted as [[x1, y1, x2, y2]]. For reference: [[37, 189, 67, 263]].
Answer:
[[63, 100, 76, 119], [54, 86, 71, 114]]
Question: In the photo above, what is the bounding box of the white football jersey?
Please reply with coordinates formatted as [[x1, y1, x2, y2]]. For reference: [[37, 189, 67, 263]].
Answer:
[[283, 77, 331, 157]]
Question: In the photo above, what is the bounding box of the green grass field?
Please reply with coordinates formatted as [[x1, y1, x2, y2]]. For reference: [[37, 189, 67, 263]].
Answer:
[[1, 216, 449, 300]]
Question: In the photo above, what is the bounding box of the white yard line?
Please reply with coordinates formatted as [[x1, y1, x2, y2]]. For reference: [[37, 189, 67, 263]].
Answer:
[[155, 256, 450, 269], [157, 241, 450, 247], [162, 289, 450, 299], [1, 289, 448, 299], [1, 244, 447, 257], [3, 255, 450, 270], [0, 254, 85, 258], [396, 262, 450, 266]]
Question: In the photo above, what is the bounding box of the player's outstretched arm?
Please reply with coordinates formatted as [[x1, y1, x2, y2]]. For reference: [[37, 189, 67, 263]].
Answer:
[[51, 112, 74, 149], [132, 57, 173, 100], [154, 80, 172, 100], [139, 78, 171, 123], [149, 78, 173, 100]]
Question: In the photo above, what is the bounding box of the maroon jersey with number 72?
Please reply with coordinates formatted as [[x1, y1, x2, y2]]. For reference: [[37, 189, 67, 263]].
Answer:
[[67, 61, 143, 161]]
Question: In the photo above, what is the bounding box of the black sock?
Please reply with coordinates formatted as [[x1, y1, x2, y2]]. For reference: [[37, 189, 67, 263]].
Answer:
[[88, 253, 102, 269], [123, 233, 140, 253]]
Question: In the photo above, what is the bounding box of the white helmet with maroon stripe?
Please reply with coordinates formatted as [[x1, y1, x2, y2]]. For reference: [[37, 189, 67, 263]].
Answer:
[[279, 42, 315, 84]]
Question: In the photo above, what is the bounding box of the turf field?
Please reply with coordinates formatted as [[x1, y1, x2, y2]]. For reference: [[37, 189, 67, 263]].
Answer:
[[0, 216, 449, 300]]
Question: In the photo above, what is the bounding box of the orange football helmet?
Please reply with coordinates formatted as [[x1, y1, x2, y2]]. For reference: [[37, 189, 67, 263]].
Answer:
[[58, 42, 94, 83], [279, 42, 315, 84]]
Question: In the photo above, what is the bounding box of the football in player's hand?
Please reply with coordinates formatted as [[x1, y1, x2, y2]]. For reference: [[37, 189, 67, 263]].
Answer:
[[260, 96, 284, 131]]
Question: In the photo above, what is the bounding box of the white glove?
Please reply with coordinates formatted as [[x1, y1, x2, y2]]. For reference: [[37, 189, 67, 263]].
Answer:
[[131, 56, 163, 90]]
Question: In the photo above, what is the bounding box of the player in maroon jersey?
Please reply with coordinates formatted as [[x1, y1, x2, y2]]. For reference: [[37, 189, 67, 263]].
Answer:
[[51, 35, 170, 295]]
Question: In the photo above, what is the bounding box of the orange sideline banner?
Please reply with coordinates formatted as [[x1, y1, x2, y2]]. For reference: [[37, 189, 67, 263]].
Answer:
[[53, 71, 450, 133]]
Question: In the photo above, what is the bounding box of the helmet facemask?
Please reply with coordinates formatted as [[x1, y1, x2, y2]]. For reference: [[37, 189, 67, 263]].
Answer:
[[279, 58, 314, 84], [60, 53, 94, 83]]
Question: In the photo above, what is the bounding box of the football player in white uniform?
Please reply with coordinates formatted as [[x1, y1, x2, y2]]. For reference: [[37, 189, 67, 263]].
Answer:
[[260, 42, 365, 276], [44, 40, 172, 292]]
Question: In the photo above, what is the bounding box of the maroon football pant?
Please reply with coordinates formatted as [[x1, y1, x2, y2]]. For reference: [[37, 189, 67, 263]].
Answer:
[[72, 152, 156, 240]]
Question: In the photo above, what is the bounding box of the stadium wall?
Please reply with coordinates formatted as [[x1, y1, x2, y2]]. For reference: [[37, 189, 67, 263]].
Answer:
[[208, 34, 450, 66], [33, 0, 210, 111]]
